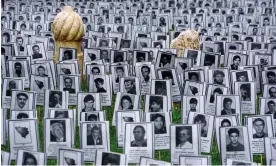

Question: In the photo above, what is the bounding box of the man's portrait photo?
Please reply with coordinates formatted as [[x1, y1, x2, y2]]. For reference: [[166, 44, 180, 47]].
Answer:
[[252, 118, 268, 138], [161, 70, 175, 85], [141, 66, 151, 83], [213, 70, 225, 85], [37, 66, 48, 77], [49, 91, 62, 108], [188, 72, 199, 82], [87, 125, 103, 145], [82, 94, 96, 112], [16, 36, 25, 52], [94, 78, 107, 93], [131, 125, 147, 147], [155, 81, 167, 96], [63, 77, 76, 94], [31, 45, 43, 59], [265, 100, 276, 119], [114, 51, 124, 63], [6, 80, 17, 97], [221, 98, 236, 115], [193, 114, 208, 137], [115, 66, 124, 83], [269, 87, 276, 98], [22, 152, 37, 165], [124, 79, 136, 94], [54, 111, 69, 118], [240, 84, 251, 101], [159, 54, 171, 68], [99, 39, 109, 47], [176, 126, 193, 149], [50, 120, 66, 142], [91, 67, 100, 75], [151, 113, 166, 134], [149, 96, 163, 112], [15, 92, 29, 110], [267, 71, 276, 84], [236, 71, 249, 82], [62, 50, 73, 61], [226, 128, 245, 152], [14, 62, 25, 77], [189, 98, 198, 112], [101, 152, 120, 165]]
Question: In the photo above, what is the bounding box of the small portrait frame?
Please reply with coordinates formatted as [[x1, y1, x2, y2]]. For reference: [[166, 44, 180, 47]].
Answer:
[[57, 148, 84, 166]]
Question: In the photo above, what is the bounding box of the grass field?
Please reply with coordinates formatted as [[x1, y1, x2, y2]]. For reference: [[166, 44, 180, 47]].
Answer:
[[2, 87, 265, 165]]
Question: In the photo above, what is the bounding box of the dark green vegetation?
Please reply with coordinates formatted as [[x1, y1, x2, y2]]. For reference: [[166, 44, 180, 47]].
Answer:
[[2, 86, 265, 165]]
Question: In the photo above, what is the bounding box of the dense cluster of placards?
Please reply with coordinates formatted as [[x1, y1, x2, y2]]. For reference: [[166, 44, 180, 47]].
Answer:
[[1, 0, 276, 165]]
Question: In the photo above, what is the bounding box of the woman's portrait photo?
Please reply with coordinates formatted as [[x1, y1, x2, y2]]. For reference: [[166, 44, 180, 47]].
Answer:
[[120, 95, 134, 110]]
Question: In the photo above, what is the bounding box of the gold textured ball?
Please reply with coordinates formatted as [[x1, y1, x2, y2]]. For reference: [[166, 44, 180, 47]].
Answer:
[[52, 6, 85, 73], [170, 30, 200, 57]]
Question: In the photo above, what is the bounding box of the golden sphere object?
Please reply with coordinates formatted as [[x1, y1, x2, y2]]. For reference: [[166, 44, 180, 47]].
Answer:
[[170, 30, 200, 57]]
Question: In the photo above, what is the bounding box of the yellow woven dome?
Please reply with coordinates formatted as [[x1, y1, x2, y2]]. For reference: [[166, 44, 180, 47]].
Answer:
[[170, 30, 200, 57], [52, 6, 85, 41]]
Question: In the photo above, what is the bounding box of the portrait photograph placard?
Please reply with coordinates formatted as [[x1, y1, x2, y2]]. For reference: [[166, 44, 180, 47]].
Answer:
[[88, 74, 112, 106], [216, 95, 241, 120], [219, 126, 252, 165], [139, 156, 171, 166], [187, 112, 215, 153], [8, 60, 30, 88], [10, 90, 35, 111], [170, 124, 201, 165], [30, 75, 50, 106], [246, 115, 274, 154], [43, 90, 69, 117], [144, 94, 170, 113], [16, 149, 46, 165], [208, 68, 230, 88], [80, 111, 106, 123], [111, 65, 129, 93], [27, 42, 46, 60], [59, 74, 80, 105], [145, 112, 171, 150], [113, 92, 140, 126], [182, 95, 205, 123], [205, 85, 228, 115], [10, 110, 37, 120], [2, 78, 24, 109], [44, 118, 73, 158], [179, 155, 211, 166], [57, 148, 84, 166], [59, 47, 77, 61], [150, 79, 172, 104], [234, 81, 256, 114], [95, 151, 127, 166], [124, 122, 154, 164], [215, 115, 239, 152], [116, 110, 141, 148], [119, 76, 140, 95], [135, 64, 156, 94], [264, 137, 276, 164], [80, 121, 110, 162], [8, 119, 39, 160], [259, 97, 276, 134], [183, 81, 206, 96]]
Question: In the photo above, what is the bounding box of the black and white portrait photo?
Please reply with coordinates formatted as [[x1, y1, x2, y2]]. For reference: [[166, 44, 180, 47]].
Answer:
[[59, 48, 77, 61], [95, 151, 127, 166], [45, 118, 72, 158], [247, 116, 274, 153], [188, 112, 215, 153], [27, 43, 46, 60], [220, 126, 251, 165], [124, 123, 154, 164], [10, 91, 33, 110], [80, 122, 109, 162], [61, 76, 77, 94], [16, 150, 45, 165], [120, 77, 139, 95], [147, 95, 165, 112], [182, 96, 205, 123], [58, 148, 84, 166], [44, 90, 68, 117], [2, 78, 24, 108], [170, 124, 200, 165]]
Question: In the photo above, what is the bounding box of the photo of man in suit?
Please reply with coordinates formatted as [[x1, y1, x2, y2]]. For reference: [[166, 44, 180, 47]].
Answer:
[[131, 125, 147, 147], [37, 66, 48, 77], [252, 118, 268, 138], [226, 128, 245, 152], [63, 77, 76, 94], [16, 36, 24, 52], [265, 100, 276, 119], [32, 45, 43, 59], [221, 98, 236, 115], [50, 121, 66, 142], [87, 125, 103, 145], [82, 94, 96, 112], [141, 66, 151, 84]]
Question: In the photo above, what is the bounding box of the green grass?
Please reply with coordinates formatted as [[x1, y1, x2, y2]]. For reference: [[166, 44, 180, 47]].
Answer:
[[2, 89, 265, 165]]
